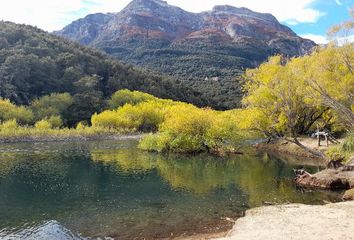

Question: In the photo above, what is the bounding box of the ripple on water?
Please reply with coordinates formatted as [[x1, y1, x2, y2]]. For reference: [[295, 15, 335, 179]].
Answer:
[[0, 221, 85, 240]]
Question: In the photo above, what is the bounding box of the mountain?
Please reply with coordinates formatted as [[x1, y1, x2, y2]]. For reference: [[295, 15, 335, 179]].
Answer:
[[55, 0, 316, 109], [0, 21, 203, 123]]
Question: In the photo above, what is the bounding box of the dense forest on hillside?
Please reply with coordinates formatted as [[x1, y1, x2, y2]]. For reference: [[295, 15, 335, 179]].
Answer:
[[0, 21, 204, 124], [100, 39, 257, 109]]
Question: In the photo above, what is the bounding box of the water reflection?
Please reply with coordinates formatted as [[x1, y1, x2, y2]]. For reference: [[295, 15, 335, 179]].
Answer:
[[91, 148, 335, 206], [0, 140, 341, 239]]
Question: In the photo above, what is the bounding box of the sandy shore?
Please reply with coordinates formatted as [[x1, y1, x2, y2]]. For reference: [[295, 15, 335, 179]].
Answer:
[[215, 201, 354, 240]]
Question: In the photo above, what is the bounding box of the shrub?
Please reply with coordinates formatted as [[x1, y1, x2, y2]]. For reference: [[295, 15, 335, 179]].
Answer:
[[0, 119, 19, 130], [326, 147, 345, 161], [0, 98, 34, 124], [326, 133, 354, 163], [31, 93, 73, 121], [76, 121, 88, 130], [35, 119, 52, 129], [47, 116, 63, 129], [139, 134, 171, 152], [92, 100, 171, 132], [108, 89, 155, 109], [139, 104, 244, 153], [342, 133, 354, 152]]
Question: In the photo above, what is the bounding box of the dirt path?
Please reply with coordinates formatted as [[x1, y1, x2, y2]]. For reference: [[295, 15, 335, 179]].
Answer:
[[216, 201, 354, 240]]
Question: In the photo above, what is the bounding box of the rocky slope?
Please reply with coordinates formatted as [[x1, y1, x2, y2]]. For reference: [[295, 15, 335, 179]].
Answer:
[[55, 0, 316, 109]]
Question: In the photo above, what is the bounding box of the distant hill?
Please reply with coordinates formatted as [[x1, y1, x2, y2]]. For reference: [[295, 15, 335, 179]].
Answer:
[[0, 21, 203, 107], [55, 0, 316, 109]]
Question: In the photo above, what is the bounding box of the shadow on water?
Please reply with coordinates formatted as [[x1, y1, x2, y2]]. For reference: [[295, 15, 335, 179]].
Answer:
[[0, 140, 342, 239]]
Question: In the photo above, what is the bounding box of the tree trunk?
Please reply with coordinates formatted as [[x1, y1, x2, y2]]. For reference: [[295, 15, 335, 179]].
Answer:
[[286, 137, 326, 158]]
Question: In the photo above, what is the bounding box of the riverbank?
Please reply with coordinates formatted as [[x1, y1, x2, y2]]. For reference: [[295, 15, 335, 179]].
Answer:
[[255, 137, 330, 165], [0, 132, 144, 143], [215, 201, 354, 240]]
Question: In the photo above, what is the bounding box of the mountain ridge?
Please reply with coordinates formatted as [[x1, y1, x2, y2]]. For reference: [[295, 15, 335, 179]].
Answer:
[[55, 0, 316, 109]]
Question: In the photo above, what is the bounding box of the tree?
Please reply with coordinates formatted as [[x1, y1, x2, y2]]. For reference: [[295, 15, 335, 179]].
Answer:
[[64, 75, 105, 125], [31, 93, 73, 121], [0, 98, 34, 124], [303, 44, 354, 128], [327, 7, 354, 44], [242, 56, 331, 157]]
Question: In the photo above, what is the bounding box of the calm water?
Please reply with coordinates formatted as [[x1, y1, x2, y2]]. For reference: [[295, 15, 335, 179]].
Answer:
[[0, 139, 341, 239]]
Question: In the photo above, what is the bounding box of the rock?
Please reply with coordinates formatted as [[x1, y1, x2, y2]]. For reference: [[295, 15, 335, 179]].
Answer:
[[295, 168, 354, 190], [343, 189, 354, 201], [217, 201, 354, 240]]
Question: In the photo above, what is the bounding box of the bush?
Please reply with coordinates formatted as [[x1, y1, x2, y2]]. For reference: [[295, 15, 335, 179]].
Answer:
[[139, 104, 245, 153], [35, 119, 52, 130], [92, 100, 172, 132], [326, 147, 345, 161], [0, 98, 34, 124], [0, 119, 19, 130], [108, 89, 155, 109], [139, 133, 170, 152], [31, 93, 73, 121], [326, 132, 354, 162], [342, 133, 354, 152], [47, 116, 63, 129]]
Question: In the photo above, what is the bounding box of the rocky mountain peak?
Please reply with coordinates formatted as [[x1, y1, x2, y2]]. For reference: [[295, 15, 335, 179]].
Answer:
[[55, 0, 316, 109], [210, 5, 278, 23], [123, 0, 176, 13]]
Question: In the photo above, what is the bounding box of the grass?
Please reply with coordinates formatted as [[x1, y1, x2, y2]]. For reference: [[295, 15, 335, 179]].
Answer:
[[326, 132, 354, 163]]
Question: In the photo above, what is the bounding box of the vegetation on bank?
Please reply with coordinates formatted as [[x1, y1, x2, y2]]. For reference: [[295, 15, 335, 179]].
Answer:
[[326, 133, 354, 163], [0, 119, 118, 141], [0, 43, 352, 156], [0, 12, 353, 156]]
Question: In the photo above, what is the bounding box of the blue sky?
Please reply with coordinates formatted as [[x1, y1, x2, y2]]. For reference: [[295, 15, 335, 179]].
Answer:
[[0, 0, 352, 44], [290, 0, 353, 43]]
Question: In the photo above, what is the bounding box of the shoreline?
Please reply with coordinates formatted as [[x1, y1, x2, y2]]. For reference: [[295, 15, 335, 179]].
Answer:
[[0, 133, 144, 144], [255, 137, 328, 166], [215, 201, 354, 240]]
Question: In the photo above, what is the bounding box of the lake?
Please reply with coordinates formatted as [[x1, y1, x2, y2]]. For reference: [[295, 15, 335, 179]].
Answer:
[[0, 139, 341, 239]]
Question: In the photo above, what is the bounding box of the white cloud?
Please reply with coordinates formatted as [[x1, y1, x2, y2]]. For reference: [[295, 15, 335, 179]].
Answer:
[[300, 33, 354, 45], [335, 0, 342, 6], [0, 0, 325, 31], [300, 34, 329, 44], [0, 0, 130, 31]]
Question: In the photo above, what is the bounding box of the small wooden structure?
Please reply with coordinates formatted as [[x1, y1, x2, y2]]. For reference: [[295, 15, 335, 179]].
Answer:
[[314, 131, 339, 147]]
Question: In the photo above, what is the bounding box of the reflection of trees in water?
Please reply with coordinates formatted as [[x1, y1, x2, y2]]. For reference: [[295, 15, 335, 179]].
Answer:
[[0, 141, 342, 238], [90, 148, 335, 206]]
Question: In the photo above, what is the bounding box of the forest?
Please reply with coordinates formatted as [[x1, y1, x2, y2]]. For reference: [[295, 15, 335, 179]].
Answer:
[[0, 42, 353, 160], [0, 21, 204, 125]]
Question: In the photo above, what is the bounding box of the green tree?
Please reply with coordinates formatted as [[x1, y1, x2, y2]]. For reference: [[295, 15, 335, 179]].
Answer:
[[0, 98, 34, 124], [31, 93, 73, 121], [65, 75, 105, 125]]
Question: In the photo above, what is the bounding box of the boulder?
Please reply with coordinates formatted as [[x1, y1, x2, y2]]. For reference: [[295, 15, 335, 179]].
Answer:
[[295, 168, 354, 190], [343, 189, 354, 201]]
